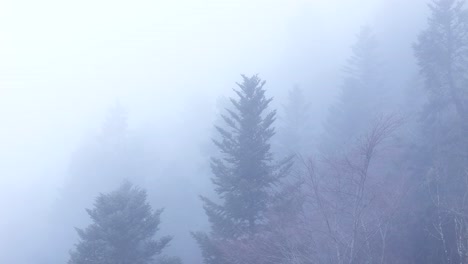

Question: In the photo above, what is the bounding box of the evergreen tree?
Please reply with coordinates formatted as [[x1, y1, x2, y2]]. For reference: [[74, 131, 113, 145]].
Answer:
[[68, 181, 176, 264], [276, 85, 315, 159], [321, 27, 386, 155], [414, 0, 468, 161], [194, 75, 293, 264], [44, 103, 154, 264], [415, 0, 468, 126], [410, 1, 468, 263], [70, 102, 145, 191]]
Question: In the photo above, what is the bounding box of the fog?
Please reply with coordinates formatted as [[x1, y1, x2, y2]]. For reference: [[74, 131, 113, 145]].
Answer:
[[1, 0, 453, 263]]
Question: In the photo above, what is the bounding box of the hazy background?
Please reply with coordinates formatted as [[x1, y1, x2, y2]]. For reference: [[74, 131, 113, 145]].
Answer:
[[0, 0, 427, 263]]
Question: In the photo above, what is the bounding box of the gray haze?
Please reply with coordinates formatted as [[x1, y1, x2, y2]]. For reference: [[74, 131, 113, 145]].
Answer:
[[0, 0, 427, 263]]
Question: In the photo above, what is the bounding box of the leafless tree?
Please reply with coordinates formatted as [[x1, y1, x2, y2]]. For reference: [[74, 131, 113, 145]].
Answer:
[[298, 114, 405, 264], [217, 114, 407, 264], [427, 164, 468, 264]]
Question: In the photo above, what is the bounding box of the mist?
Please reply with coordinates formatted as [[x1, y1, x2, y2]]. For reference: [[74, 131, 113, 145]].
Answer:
[[2, 0, 462, 263]]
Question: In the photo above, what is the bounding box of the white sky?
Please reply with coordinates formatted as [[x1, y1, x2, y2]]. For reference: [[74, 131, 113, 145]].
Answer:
[[0, 0, 381, 180]]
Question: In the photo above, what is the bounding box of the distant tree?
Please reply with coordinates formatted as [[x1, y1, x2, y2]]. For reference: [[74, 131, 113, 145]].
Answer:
[[415, 0, 468, 126], [413, 0, 468, 168], [276, 85, 315, 159], [414, 0, 468, 166], [321, 27, 387, 156], [68, 181, 177, 264], [45, 103, 156, 264], [410, 1, 468, 263], [68, 102, 146, 193], [193, 75, 293, 264]]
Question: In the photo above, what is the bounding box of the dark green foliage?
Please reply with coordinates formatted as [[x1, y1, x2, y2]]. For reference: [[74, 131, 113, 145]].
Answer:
[[68, 182, 174, 264], [194, 75, 293, 264]]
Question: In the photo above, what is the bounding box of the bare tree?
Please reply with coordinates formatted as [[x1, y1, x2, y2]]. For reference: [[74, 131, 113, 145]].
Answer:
[[216, 114, 406, 264], [300, 114, 405, 264], [426, 164, 468, 264]]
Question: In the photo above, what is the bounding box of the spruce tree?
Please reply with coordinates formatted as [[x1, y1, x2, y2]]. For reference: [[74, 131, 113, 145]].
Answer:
[[68, 181, 175, 264], [194, 75, 293, 264]]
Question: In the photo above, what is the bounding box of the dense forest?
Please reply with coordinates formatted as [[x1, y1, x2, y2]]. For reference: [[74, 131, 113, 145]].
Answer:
[[3, 0, 468, 263]]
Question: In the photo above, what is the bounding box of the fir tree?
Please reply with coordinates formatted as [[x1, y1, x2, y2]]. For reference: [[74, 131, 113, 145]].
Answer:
[[68, 181, 176, 264], [194, 75, 293, 264]]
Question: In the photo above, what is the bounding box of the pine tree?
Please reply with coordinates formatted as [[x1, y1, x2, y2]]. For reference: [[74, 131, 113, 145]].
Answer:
[[321, 27, 386, 155], [68, 181, 176, 264], [194, 75, 293, 264]]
